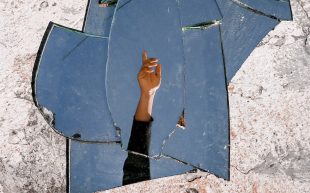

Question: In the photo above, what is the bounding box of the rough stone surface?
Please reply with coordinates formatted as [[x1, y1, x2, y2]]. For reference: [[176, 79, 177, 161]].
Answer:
[[1, 0, 310, 192]]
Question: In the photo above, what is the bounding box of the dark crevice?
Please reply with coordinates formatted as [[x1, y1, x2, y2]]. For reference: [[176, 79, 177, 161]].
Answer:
[[231, 0, 282, 21], [288, 0, 293, 20], [219, 25, 231, 181], [182, 20, 221, 31], [66, 138, 70, 193], [98, 0, 118, 7], [72, 133, 81, 139], [186, 188, 199, 193], [161, 154, 192, 166], [82, 0, 91, 32]]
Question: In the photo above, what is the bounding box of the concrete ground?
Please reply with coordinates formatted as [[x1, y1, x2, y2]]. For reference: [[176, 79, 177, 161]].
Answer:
[[0, 0, 309, 192]]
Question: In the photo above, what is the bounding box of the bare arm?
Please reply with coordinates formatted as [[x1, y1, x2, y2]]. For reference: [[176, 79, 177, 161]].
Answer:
[[135, 50, 161, 121]]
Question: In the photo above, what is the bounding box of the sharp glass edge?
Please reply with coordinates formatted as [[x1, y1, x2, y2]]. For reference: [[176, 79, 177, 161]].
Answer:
[[182, 20, 222, 31], [231, 0, 283, 21]]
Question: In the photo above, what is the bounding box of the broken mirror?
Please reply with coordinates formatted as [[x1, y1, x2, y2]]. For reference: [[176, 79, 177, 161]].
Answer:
[[33, 24, 119, 142], [32, 0, 293, 192]]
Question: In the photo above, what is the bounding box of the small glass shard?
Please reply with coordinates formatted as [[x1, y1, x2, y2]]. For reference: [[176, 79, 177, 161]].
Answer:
[[34, 24, 119, 142]]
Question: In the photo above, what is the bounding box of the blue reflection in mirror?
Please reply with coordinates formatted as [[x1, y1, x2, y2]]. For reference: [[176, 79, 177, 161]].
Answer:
[[33, 0, 294, 191], [34, 24, 119, 142], [70, 140, 193, 193], [106, 0, 185, 156], [163, 26, 229, 180], [83, 0, 116, 36]]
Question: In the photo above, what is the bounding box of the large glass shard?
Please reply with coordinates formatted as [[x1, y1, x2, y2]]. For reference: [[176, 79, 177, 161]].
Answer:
[[163, 26, 230, 180], [216, 0, 279, 81], [34, 24, 119, 142], [70, 141, 193, 193], [237, 0, 292, 20], [177, 0, 222, 27], [106, 0, 184, 155], [83, 0, 116, 37]]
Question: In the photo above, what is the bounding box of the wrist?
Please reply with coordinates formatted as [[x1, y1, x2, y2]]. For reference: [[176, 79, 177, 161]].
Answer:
[[140, 90, 156, 98]]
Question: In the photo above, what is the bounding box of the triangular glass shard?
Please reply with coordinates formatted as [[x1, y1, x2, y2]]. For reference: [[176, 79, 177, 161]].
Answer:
[[83, 0, 116, 36], [163, 26, 229, 180], [70, 140, 193, 193], [106, 0, 184, 155], [216, 0, 279, 81], [237, 0, 293, 20], [34, 24, 119, 142]]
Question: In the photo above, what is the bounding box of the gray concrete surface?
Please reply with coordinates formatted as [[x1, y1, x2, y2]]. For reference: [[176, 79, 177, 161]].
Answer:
[[0, 0, 309, 192]]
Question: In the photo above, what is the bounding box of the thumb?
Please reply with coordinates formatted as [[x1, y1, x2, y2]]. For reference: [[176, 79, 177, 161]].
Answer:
[[142, 50, 148, 64]]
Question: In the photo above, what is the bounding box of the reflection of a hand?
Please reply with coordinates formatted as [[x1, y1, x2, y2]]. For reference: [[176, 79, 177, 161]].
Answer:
[[135, 50, 162, 122], [138, 50, 162, 96]]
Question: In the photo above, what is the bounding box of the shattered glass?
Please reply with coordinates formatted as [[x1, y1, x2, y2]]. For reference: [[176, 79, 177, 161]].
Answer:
[[34, 25, 119, 142], [32, 0, 293, 192]]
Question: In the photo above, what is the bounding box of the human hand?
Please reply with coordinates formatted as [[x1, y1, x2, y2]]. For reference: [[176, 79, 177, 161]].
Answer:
[[137, 50, 162, 96]]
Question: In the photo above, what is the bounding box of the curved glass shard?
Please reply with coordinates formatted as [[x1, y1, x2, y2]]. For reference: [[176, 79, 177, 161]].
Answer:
[[70, 141, 193, 193], [106, 0, 184, 155], [34, 24, 119, 142], [163, 26, 230, 180], [237, 0, 292, 20], [216, 0, 279, 81], [83, 0, 116, 36]]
